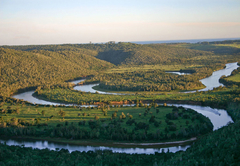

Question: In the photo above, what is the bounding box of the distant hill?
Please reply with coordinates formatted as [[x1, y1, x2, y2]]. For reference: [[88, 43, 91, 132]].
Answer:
[[176, 40, 240, 55], [0, 48, 114, 96], [2, 42, 222, 66]]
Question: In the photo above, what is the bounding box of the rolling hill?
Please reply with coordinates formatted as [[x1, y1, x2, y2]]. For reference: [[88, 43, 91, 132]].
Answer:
[[2, 42, 231, 66], [0, 48, 114, 96]]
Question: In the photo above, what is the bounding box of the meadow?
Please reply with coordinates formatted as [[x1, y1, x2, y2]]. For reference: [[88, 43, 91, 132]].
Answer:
[[0, 97, 213, 143], [226, 73, 240, 82]]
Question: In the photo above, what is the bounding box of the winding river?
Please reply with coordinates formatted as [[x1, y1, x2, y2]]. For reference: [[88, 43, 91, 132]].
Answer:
[[6, 62, 238, 154]]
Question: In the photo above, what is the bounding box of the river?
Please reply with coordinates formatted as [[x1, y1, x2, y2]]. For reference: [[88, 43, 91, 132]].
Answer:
[[73, 62, 239, 94], [199, 62, 238, 91], [8, 62, 237, 154]]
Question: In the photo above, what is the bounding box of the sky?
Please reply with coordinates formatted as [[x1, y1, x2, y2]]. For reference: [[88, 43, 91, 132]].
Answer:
[[0, 0, 240, 45]]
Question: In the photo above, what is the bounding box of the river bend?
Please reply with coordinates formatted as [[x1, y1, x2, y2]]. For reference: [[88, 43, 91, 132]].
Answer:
[[8, 62, 238, 154]]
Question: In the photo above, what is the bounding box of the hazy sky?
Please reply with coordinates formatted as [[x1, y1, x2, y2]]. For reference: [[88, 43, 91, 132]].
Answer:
[[0, 0, 240, 45]]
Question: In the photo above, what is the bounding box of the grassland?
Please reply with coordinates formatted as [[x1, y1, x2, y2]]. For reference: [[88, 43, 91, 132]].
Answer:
[[177, 42, 240, 55], [0, 99, 213, 143], [0, 103, 193, 132], [226, 73, 240, 82], [105, 64, 202, 73]]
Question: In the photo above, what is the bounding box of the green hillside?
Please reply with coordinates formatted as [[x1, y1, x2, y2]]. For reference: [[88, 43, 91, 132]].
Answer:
[[176, 40, 240, 55], [0, 48, 114, 96], [2, 42, 234, 66]]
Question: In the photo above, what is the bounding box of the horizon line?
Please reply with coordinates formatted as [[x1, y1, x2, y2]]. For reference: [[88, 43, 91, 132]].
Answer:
[[1, 37, 240, 46]]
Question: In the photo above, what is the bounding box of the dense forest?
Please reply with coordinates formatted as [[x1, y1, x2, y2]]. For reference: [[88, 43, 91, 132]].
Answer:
[[2, 42, 237, 66], [84, 65, 221, 92], [0, 48, 114, 96]]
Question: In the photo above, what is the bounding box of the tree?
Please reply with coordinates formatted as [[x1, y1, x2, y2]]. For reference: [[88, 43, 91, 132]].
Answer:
[[58, 110, 66, 117], [149, 116, 155, 123], [35, 118, 40, 125], [121, 112, 126, 119], [112, 112, 117, 118], [16, 108, 20, 114], [104, 111, 107, 116], [95, 116, 99, 120]]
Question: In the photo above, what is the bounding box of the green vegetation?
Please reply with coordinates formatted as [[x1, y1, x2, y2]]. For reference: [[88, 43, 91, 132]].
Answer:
[[105, 63, 203, 74], [35, 85, 240, 110], [177, 39, 240, 55], [2, 41, 240, 96], [0, 97, 212, 142], [2, 42, 227, 66], [0, 101, 239, 165], [84, 66, 220, 91], [1, 40, 240, 165], [220, 67, 240, 87], [0, 48, 114, 96], [227, 73, 240, 82]]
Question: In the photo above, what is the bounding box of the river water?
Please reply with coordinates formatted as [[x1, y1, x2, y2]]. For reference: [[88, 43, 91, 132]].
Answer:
[[199, 62, 238, 91], [9, 62, 237, 154], [0, 139, 190, 154]]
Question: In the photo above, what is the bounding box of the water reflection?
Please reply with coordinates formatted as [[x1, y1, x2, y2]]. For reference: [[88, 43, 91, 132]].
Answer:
[[170, 104, 233, 130], [165, 71, 190, 75], [0, 139, 190, 154], [69, 79, 86, 85]]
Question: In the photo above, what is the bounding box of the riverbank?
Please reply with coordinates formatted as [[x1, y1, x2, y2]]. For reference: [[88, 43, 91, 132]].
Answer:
[[91, 84, 206, 94], [32, 87, 232, 111], [0, 136, 196, 148]]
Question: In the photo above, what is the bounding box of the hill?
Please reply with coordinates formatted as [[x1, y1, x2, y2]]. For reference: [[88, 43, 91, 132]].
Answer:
[[0, 48, 114, 96], [1, 42, 231, 66], [176, 39, 240, 55]]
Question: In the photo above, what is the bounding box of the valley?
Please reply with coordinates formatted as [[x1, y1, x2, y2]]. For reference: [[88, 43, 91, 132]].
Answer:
[[0, 40, 240, 165]]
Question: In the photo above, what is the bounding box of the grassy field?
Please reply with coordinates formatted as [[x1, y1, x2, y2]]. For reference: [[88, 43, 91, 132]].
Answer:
[[34, 88, 189, 104], [177, 43, 240, 55], [217, 43, 240, 49], [105, 64, 202, 73], [1, 103, 178, 128], [226, 73, 240, 82], [0, 102, 210, 141]]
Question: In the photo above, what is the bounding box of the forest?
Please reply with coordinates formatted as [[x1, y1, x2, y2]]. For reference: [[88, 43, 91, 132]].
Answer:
[[2, 42, 239, 66], [84, 66, 217, 92], [0, 48, 114, 96]]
